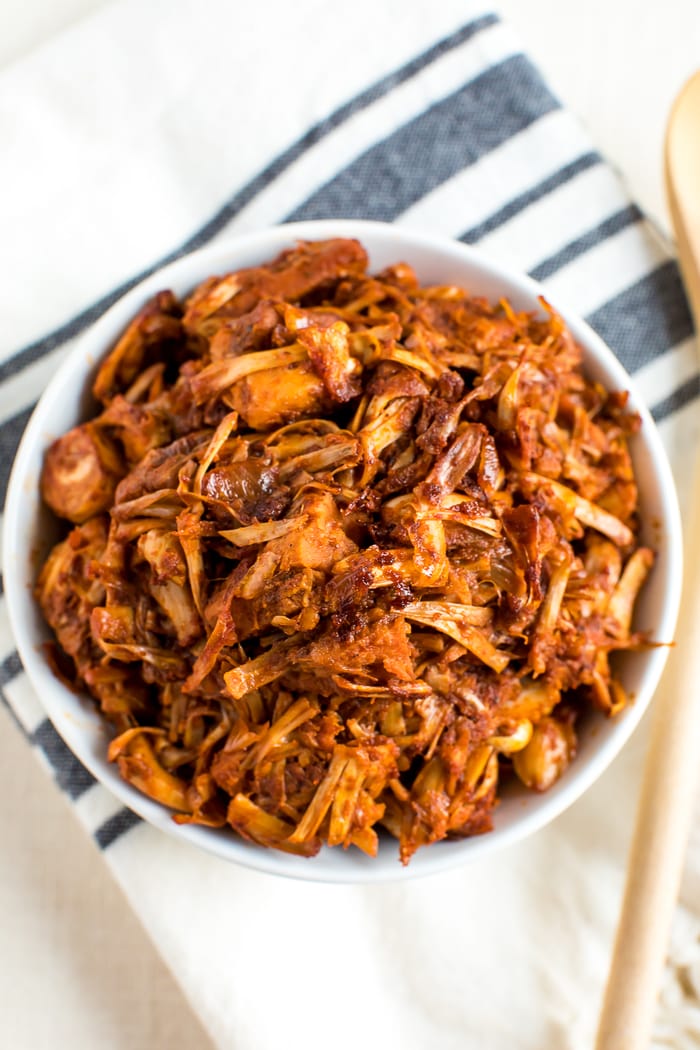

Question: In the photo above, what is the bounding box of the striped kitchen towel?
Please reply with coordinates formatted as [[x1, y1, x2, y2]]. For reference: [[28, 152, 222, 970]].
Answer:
[[1, 2, 698, 1048]]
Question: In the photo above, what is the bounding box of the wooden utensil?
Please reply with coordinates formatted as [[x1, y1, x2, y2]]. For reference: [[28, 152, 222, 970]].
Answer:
[[596, 69, 700, 1050]]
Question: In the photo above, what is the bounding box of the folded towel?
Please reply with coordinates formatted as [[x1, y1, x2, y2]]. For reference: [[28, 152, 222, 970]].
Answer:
[[1, 2, 698, 1047]]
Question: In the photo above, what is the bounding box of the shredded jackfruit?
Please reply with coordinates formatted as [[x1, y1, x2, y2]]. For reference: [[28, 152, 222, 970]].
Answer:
[[36, 238, 653, 864]]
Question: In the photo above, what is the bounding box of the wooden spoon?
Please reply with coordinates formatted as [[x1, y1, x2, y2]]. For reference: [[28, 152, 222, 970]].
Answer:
[[596, 70, 700, 1050], [667, 73, 700, 327]]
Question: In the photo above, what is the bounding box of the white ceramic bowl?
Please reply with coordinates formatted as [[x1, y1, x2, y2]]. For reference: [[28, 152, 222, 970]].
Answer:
[[3, 220, 682, 883]]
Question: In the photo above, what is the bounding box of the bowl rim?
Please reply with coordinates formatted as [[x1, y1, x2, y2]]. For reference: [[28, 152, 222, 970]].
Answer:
[[3, 218, 683, 883]]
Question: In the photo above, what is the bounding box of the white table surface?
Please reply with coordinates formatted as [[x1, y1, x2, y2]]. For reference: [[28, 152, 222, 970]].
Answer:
[[1, 1, 699, 1047]]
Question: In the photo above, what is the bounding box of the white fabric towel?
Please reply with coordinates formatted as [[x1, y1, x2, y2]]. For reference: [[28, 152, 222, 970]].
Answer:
[[2, 2, 700, 1047]]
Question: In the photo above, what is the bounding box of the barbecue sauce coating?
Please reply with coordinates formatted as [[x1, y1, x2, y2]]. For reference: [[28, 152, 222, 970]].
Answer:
[[37, 239, 653, 863]]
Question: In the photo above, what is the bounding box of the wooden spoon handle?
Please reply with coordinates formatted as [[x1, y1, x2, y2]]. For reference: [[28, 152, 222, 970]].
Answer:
[[595, 540, 700, 1048]]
